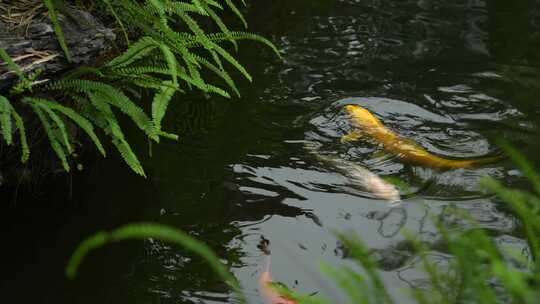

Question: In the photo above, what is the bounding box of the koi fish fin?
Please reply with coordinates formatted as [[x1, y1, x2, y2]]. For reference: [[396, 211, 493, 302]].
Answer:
[[398, 137, 427, 152], [340, 131, 362, 143], [370, 150, 392, 160]]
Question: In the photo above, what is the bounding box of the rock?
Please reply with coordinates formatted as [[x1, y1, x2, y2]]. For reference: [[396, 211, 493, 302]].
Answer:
[[0, 7, 116, 91]]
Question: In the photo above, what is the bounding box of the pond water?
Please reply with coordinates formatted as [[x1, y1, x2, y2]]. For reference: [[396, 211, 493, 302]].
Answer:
[[2, 1, 540, 303]]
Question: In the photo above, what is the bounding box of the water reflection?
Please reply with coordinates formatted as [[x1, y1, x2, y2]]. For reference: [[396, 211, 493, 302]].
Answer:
[[3, 0, 540, 303], [229, 0, 538, 302], [109, 0, 538, 302]]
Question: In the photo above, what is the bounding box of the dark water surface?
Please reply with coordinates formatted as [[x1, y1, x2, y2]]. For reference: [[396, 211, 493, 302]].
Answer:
[[3, 1, 540, 303]]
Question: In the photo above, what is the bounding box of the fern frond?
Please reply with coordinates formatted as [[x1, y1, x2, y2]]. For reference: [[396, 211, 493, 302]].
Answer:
[[175, 10, 223, 69], [197, 1, 237, 50], [105, 37, 158, 68], [62, 67, 104, 80], [212, 43, 251, 81], [221, 0, 247, 28], [166, 2, 209, 15], [0, 48, 25, 80], [10, 106, 29, 162], [207, 31, 281, 57], [152, 80, 178, 132], [48, 79, 158, 142], [190, 0, 207, 12], [147, 0, 166, 17], [43, 0, 72, 62], [30, 103, 70, 171], [177, 47, 205, 90], [37, 101, 74, 154], [158, 43, 179, 85], [191, 55, 239, 97], [173, 64, 230, 97], [199, 0, 223, 9], [0, 95, 13, 145], [32, 98, 106, 157], [102, 0, 130, 45], [162, 20, 252, 82], [131, 78, 171, 90], [112, 65, 172, 76], [112, 136, 146, 177], [203, 83, 230, 98], [158, 130, 179, 140], [89, 92, 145, 176]]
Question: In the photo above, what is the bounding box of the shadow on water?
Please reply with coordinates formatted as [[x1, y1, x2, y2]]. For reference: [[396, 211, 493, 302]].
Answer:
[[2, 0, 540, 303]]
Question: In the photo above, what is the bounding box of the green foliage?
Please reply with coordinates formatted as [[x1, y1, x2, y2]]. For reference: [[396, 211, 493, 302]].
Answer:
[[66, 223, 245, 302], [1, 1, 279, 175], [0, 48, 25, 79], [0, 94, 29, 162], [43, 0, 72, 62]]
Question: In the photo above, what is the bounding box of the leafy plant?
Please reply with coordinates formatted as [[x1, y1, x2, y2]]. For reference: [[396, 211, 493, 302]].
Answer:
[[0, 0, 279, 176], [66, 223, 246, 303]]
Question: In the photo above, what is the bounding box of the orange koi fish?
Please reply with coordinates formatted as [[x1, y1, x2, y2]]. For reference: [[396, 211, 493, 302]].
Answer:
[[342, 104, 502, 170], [258, 239, 298, 304]]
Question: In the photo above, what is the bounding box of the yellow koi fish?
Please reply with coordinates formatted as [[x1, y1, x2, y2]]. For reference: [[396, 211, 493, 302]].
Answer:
[[341, 104, 502, 170]]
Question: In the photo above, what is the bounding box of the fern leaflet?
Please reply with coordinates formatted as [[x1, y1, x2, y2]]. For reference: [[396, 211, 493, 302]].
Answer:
[[43, 0, 72, 62], [31, 104, 70, 171], [0, 95, 13, 145]]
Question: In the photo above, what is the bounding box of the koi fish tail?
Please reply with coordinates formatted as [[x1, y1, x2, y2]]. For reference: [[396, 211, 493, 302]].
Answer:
[[435, 154, 504, 169], [468, 154, 506, 167]]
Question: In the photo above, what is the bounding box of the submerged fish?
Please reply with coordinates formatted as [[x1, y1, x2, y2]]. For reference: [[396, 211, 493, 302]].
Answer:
[[304, 142, 401, 204], [258, 239, 298, 304], [341, 104, 502, 170]]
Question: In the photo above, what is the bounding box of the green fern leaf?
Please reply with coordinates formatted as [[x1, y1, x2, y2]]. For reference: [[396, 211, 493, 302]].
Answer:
[[113, 136, 146, 177], [102, 0, 130, 45], [89, 92, 146, 176], [131, 78, 170, 90], [190, 0, 206, 12], [212, 43, 252, 81], [158, 43, 179, 85], [199, 0, 222, 10], [63, 67, 104, 80], [147, 0, 166, 16], [37, 101, 74, 154], [48, 79, 158, 142], [0, 95, 13, 145], [43, 0, 72, 62], [36, 98, 106, 157], [105, 37, 158, 68], [222, 0, 247, 28], [167, 2, 209, 15], [159, 130, 179, 140], [31, 104, 70, 171], [10, 106, 29, 162], [152, 80, 178, 131], [112, 65, 171, 76], [198, 1, 237, 50], [208, 31, 281, 57], [192, 55, 239, 97], [0, 48, 25, 80], [176, 10, 223, 69]]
